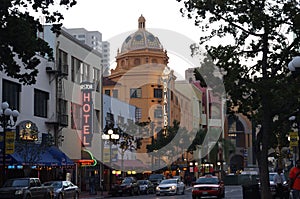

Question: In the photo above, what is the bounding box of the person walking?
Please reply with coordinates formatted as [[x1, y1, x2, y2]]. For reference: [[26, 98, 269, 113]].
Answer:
[[274, 168, 284, 199], [289, 159, 300, 199]]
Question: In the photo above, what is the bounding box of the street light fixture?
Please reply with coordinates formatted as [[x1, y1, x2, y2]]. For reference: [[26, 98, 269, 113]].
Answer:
[[287, 56, 300, 161], [0, 102, 19, 185], [101, 127, 119, 190]]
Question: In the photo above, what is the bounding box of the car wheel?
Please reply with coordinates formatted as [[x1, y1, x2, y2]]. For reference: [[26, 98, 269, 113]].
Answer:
[[58, 193, 63, 199], [74, 192, 79, 199], [130, 188, 134, 195], [182, 187, 185, 195]]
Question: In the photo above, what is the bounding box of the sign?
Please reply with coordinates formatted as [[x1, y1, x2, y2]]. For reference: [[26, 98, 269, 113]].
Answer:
[[5, 131, 15, 154], [289, 132, 298, 147], [81, 82, 94, 147]]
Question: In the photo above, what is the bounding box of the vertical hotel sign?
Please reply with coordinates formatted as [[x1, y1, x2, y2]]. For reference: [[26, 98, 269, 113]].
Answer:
[[80, 82, 94, 147]]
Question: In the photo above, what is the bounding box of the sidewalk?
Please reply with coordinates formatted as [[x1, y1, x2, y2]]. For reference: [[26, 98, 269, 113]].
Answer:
[[80, 190, 109, 199]]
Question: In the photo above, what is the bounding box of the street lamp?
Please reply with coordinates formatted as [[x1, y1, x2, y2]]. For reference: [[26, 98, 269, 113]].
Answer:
[[101, 127, 119, 190], [287, 56, 300, 160], [0, 102, 19, 185]]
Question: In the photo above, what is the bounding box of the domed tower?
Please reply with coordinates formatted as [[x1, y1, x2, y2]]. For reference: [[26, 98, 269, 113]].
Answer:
[[109, 15, 169, 81]]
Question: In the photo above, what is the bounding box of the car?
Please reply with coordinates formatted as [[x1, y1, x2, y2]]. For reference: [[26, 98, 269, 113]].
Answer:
[[192, 174, 225, 199], [43, 180, 80, 199], [156, 178, 185, 196], [137, 180, 155, 194], [268, 172, 289, 199], [110, 177, 140, 196], [148, 173, 165, 187]]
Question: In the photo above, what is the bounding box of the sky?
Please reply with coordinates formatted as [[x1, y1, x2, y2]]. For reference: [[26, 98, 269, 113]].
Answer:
[[58, 0, 205, 80], [61, 0, 200, 42]]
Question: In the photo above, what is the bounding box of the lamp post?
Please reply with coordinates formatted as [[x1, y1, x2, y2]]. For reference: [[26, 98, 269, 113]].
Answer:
[[101, 128, 119, 190], [287, 56, 300, 160], [0, 102, 19, 185]]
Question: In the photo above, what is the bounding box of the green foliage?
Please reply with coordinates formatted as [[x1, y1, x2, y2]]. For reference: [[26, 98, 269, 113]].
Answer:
[[0, 0, 77, 85]]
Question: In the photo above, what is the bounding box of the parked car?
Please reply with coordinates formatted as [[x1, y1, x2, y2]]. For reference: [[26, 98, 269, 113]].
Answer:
[[156, 178, 185, 196], [192, 174, 225, 199], [268, 172, 289, 199], [110, 177, 140, 196], [137, 180, 155, 194], [43, 180, 80, 199], [148, 173, 165, 187], [0, 177, 54, 199]]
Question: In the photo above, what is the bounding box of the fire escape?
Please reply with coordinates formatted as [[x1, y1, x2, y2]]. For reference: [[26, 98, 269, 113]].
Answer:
[[45, 57, 68, 146]]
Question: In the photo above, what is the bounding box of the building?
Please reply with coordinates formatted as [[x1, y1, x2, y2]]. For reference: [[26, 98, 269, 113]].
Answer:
[[102, 15, 200, 174], [42, 25, 103, 191], [65, 28, 111, 76]]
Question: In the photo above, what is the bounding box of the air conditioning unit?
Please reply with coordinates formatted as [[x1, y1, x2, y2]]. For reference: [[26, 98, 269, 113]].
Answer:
[[58, 114, 68, 127], [46, 61, 56, 73], [59, 64, 69, 76]]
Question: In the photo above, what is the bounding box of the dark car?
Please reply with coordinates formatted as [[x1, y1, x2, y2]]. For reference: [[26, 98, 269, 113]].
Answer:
[[110, 177, 140, 196], [137, 180, 155, 194], [43, 180, 80, 199], [148, 174, 165, 187], [268, 172, 289, 199]]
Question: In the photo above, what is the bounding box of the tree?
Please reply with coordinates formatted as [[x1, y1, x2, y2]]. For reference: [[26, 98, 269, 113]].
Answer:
[[0, 0, 77, 85], [177, 0, 300, 198]]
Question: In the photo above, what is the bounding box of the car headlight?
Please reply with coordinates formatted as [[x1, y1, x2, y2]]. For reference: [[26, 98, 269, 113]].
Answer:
[[171, 186, 176, 190], [156, 187, 160, 191], [15, 189, 23, 195]]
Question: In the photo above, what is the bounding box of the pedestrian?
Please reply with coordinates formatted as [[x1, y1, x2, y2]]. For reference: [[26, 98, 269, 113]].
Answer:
[[274, 168, 284, 199], [289, 159, 300, 199], [89, 172, 96, 195]]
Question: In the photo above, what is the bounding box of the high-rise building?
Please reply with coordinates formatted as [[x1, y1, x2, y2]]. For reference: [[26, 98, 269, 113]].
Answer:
[[64, 28, 110, 75]]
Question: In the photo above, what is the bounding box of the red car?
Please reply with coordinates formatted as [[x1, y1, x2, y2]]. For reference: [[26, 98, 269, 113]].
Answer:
[[192, 174, 225, 199]]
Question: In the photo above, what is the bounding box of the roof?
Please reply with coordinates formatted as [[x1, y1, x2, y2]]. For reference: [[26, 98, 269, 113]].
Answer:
[[120, 15, 163, 53]]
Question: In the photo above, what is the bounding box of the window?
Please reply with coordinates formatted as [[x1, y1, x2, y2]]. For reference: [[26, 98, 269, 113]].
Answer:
[[71, 102, 82, 130], [78, 34, 85, 38], [58, 99, 68, 126], [130, 88, 142, 98], [94, 109, 100, 133], [2, 79, 21, 110], [71, 57, 90, 83], [112, 90, 118, 98], [154, 88, 163, 98], [118, 116, 124, 124], [105, 90, 111, 96], [135, 108, 142, 122], [134, 58, 140, 66], [34, 89, 49, 118], [93, 68, 100, 92], [58, 49, 68, 77], [154, 107, 163, 118]]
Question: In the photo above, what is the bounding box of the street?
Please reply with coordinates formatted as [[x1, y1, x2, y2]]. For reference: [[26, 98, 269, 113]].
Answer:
[[81, 185, 243, 199]]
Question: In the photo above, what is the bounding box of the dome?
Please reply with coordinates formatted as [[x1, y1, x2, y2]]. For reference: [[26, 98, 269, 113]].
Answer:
[[121, 15, 163, 53]]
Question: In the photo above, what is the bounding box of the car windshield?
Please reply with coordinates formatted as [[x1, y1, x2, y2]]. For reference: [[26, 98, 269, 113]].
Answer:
[[269, 173, 286, 182], [122, 178, 133, 183], [138, 180, 147, 185], [149, 174, 164, 179], [196, 177, 219, 184], [160, 179, 177, 184], [3, 179, 29, 187], [48, 181, 62, 188]]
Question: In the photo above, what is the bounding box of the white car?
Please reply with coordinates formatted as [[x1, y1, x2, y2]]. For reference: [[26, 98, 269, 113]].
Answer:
[[156, 178, 185, 196]]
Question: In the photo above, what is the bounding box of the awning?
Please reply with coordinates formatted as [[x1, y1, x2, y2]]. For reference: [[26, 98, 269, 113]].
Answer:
[[112, 159, 149, 171], [6, 144, 74, 167]]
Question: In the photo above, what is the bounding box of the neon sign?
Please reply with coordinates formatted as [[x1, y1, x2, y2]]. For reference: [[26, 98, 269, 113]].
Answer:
[[81, 82, 94, 147]]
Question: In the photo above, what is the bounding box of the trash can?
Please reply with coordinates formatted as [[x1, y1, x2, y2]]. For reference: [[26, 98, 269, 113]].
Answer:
[[242, 184, 260, 199]]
